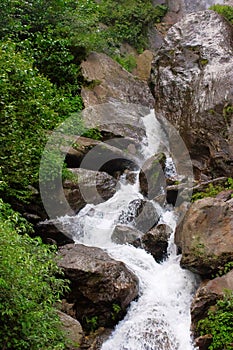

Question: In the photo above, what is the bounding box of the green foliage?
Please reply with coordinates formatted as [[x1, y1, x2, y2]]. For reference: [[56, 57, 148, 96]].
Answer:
[[215, 262, 233, 278], [84, 316, 99, 333], [112, 54, 137, 72], [82, 127, 103, 141], [111, 303, 121, 320], [0, 41, 83, 201], [191, 178, 233, 201], [210, 4, 233, 24], [198, 291, 233, 350], [0, 200, 70, 350], [98, 1, 167, 51]]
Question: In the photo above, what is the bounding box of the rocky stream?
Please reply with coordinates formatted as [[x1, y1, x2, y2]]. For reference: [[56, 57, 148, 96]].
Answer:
[[25, 4, 233, 350]]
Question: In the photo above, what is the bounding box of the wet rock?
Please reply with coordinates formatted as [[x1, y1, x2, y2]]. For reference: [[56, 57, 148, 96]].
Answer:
[[151, 11, 233, 179], [142, 224, 172, 262], [63, 168, 118, 212], [111, 225, 142, 246], [139, 153, 166, 200], [57, 311, 84, 349], [119, 198, 160, 233], [81, 52, 154, 108], [82, 100, 149, 144], [175, 196, 233, 275], [191, 270, 233, 339], [58, 244, 139, 330]]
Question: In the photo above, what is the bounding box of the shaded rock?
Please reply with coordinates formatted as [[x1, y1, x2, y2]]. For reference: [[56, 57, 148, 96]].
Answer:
[[63, 168, 118, 212], [151, 10, 233, 179], [58, 244, 139, 330], [81, 52, 154, 108], [57, 310, 83, 350], [111, 225, 142, 246], [191, 270, 233, 339], [139, 153, 166, 200], [119, 198, 160, 233], [35, 220, 75, 246], [79, 327, 113, 350], [62, 136, 100, 168], [194, 334, 213, 350], [142, 224, 172, 262], [175, 196, 233, 275]]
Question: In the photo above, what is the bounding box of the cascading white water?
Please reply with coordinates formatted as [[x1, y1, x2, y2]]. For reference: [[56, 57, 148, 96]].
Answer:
[[58, 110, 199, 350]]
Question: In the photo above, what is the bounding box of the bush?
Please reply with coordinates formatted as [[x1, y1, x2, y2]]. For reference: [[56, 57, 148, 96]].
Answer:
[[210, 4, 233, 24], [0, 41, 82, 202], [198, 291, 233, 350], [0, 200, 70, 350]]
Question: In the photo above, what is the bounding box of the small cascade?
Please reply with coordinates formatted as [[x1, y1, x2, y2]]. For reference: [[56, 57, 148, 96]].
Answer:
[[57, 109, 199, 349]]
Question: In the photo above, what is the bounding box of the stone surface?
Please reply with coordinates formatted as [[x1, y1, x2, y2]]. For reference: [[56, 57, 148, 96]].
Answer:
[[118, 198, 160, 233], [139, 153, 166, 200], [175, 196, 233, 275], [142, 224, 172, 262], [82, 100, 149, 144], [133, 50, 154, 82], [58, 244, 139, 329], [111, 225, 142, 246], [58, 310, 83, 349], [191, 270, 233, 339], [63, 168, 118, 212], [81, 52, 154, 108], [151, 11, 233, 179]]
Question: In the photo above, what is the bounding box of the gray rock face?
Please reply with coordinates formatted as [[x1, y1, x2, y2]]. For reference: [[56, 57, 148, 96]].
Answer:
[[57, 244, 139, 329], [139, 153, 166, 200], [175, 196, 233, 275], [111, 225, 142, 245], [63, 168, 118, 212], [118, 198, 160, 233], [151, 11, 233, 179], [81, 52, 154, 108], [163, 0, 225, 24]]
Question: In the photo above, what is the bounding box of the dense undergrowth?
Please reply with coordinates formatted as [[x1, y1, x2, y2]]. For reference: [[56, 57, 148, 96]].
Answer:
[[0, 0, 167, 348]]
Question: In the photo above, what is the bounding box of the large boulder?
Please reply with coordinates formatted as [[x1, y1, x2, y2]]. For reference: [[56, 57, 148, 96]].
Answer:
[[175, 196, 233, 275], [191, 270, 233, 346], [57, 244, 139, 330], [63, 168, 118, 212], [151, 10, 233, 179], [81, 52, 154, 108]]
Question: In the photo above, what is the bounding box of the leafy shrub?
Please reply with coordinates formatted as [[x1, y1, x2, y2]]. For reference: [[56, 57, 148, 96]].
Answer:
[[0, 200, 70, 350], [191, 178, 233, 201], [198, 291, 233, 350], [0, 41, 83, 202], [210, 4, 233, 24], [112, 54, 137, 72]]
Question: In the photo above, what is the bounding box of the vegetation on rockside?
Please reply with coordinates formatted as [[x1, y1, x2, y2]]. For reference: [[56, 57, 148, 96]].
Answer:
[[191, 178, 233, 202], [198, 290, 233, 350], [210, 4, 233, 24], [0, 199, 70, 350]]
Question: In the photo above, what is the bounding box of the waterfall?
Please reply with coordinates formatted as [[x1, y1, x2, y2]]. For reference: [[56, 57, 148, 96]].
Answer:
[[57, 109, 199, 350]]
